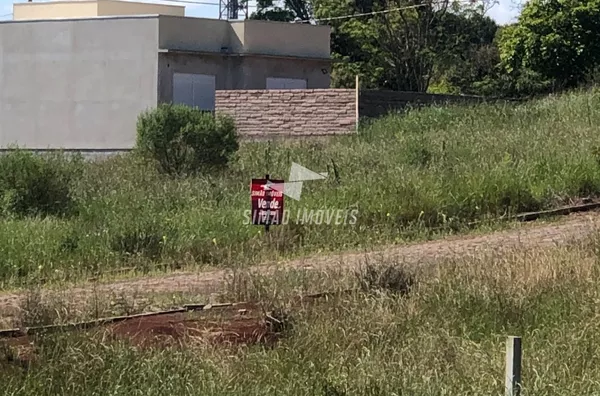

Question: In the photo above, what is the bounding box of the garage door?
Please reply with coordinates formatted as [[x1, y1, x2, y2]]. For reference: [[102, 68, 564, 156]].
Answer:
[[266, 77, 307, 89], [173, 73, 216, 111]]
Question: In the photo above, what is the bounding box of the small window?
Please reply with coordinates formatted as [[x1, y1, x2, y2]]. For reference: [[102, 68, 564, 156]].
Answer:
[[266, 77, 307, 90]]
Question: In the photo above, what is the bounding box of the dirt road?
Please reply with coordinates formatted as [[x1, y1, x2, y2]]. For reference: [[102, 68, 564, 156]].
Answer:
[[1, 212, 599, 324]]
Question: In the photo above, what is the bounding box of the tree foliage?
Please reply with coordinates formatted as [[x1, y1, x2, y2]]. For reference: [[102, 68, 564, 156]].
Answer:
[[251, 0, 311, 21], [314, 0, 385, 88], [314, 0, 501, 93], [376, 0, 451, 92], [499, 0, 600, 90], [429, 9, 499, 94], [251, 0, 600, 96]]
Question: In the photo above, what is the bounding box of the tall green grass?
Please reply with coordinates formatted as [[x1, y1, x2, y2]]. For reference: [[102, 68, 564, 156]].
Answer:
[[3, 241, 600, 395], [3, 89, 600, 286]]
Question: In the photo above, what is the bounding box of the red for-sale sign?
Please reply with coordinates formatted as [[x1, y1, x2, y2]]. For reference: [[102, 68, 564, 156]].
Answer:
[[251, 178, 285, 225]]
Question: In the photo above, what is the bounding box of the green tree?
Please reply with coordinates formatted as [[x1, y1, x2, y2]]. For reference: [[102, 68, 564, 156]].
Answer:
[[499, 0, 600, 90], [254, 0, 508, 94], [318, 0, 501, 92], [429, 9, 500, 94], [313, 0, 385, 88], [251, 0, 311, 21], [375, 0, 452, 92]]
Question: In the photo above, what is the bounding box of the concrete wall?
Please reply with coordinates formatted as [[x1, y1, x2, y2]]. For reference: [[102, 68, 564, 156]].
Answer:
[[215, 89, 356, 137], [158, 16, 330, 60], [158, 52, 242, 98], [158, 16, 235, 53], [158, 51, 331, 100], [97, 1, 184, 17], [13, 1, 99, 20], [237, 20, 330, 59], [13, 0, 184, 20], [0, 16, 159, 150], [237, 56, 330, 89]]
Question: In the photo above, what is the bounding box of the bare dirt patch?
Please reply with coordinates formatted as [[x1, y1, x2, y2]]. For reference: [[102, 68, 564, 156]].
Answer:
[[0, 302, 286, 368], [105, 303, 281, 348]]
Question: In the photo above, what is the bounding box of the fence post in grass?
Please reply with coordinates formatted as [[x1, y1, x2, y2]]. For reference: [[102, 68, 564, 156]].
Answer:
[[355, 74, 360, 133], [505, 336, 522, 396]]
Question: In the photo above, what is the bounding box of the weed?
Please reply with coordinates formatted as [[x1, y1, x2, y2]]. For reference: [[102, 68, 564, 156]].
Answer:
[[3, 244, 600, 395], [356, 263, 415, 295], [18, 287, 60, 328], [3, 89, 600, 285]]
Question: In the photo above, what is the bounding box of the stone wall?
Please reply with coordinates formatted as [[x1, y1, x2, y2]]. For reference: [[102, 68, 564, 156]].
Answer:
[[215, 88, 516, 137], [215, 89, 356, 137]]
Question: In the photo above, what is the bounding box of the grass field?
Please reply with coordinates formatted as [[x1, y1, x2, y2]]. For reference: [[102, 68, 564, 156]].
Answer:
[[3, 89, 600, 395], [2, 239, 600, 395], [2, 89, 600, 288]]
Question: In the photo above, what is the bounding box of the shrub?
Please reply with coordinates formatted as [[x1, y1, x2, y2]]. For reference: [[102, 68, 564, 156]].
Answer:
[[136, 104, 239, 175], [0, 150, 81, 217]]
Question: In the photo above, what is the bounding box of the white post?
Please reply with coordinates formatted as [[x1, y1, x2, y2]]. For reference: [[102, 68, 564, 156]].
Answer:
[[505, 336, 522, 396], [355, 75, 360, 132]]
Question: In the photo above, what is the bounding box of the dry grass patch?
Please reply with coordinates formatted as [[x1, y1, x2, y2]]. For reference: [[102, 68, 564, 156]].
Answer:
[[4, 240, 600, 395]]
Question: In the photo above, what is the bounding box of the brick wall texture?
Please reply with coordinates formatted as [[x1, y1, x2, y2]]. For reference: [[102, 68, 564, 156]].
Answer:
[[215, 89, 516, 137], [215, 89, 356, 137]]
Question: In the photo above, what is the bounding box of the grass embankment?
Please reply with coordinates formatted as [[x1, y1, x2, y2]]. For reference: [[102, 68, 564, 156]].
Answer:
[[3, 239, 600, 395], [3, 90, 600, 286]]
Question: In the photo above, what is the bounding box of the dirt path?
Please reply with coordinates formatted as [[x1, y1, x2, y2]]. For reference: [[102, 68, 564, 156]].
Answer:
[[2, 212, 600, 324]]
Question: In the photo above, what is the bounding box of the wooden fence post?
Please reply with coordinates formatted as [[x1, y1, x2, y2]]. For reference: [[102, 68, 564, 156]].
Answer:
[[505, 336, 522, 396]]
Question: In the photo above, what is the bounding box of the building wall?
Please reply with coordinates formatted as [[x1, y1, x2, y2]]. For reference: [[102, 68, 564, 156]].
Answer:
[[158, 16, 235, 54], [215, 89, 356, 137], [158, 52, 331, 102], [97, 1, 184, 17], [238, 20, 330, 59], [158, 16, 330, 60], [0, 16, 160, 150], [158, 53, 241, 99], [13, 0, 184, 20], [238, 56, 330, 89], [214, 89, 516, 137], [13, 1, 99, 20]]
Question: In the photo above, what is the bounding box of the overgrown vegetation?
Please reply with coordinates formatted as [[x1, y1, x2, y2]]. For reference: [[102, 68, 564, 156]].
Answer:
[[3, 240, 600, 394], [2, 90, 600, 285], [136, 104, 239, 175], [0, 151, 82, 218]]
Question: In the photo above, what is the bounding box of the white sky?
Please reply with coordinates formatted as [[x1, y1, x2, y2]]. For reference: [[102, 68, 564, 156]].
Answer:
[[485, 0, 521, 24]]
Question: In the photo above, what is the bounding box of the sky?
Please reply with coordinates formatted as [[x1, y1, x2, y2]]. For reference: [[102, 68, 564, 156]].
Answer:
[[486, 0, 521, 25], [0, 0, 520, 25]]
